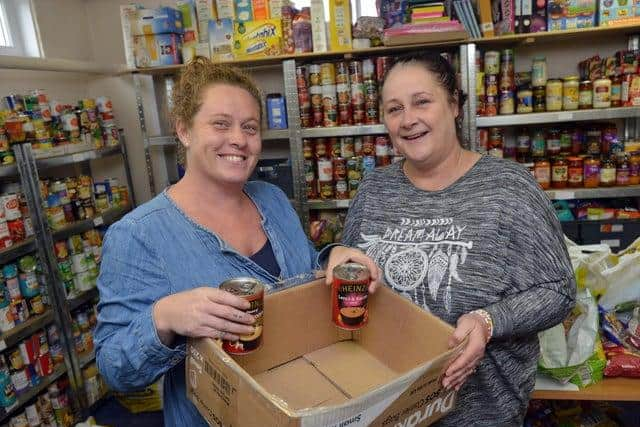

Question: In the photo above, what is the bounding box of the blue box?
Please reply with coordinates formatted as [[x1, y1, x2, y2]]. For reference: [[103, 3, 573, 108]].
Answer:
[[134, 7, 184, 35], [547, 0, 596, 30], [266, 94, 288, 129], [134, 33, 183, 68]]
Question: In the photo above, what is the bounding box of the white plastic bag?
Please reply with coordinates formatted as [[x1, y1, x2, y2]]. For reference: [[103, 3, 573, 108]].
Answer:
[[598, 251, 640, 311], [565, 237, 615, 297]]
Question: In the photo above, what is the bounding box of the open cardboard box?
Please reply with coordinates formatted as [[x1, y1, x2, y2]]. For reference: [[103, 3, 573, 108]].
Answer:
[[187, 279, 464, 427]]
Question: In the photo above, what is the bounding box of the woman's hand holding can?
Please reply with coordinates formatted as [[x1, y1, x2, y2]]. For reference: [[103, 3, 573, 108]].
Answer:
[[325, 246, 383, 293]]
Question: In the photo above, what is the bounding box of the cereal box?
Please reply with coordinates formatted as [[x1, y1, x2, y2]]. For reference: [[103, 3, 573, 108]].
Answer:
[[216, 0, 235, 19], [133, 7, 183, 35], [234, 0, 253, 22], [233, 19, 283, 58], [252, 0, 269, 20], [547, 0, 596, 30], [598, 0, 639, 26], [195, 0, 217, 43], [329, 0, 352, 51], [208, 18, 234, 62], [134, 33, 182, 67], [177, 0, 199, 44]]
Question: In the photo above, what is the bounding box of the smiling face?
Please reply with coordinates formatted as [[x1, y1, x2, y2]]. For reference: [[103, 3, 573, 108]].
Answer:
[[381, 63, 461, 169], [177, 84, 262, 188]]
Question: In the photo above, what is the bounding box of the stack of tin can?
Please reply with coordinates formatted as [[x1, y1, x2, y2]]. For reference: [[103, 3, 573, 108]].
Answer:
[[0, 189, 34, 250], [82, 361, 107, 407], [477, 50, 516, 116], [0, 255, 48, 333], [41, 176, 95, 231], [54, 230, 101, 299], [71, 302, 97, 357], [296, 57, 389, 128], [1, 328, 54, 406], [303, 135, 398, 200], [6, 376, 74, 427]]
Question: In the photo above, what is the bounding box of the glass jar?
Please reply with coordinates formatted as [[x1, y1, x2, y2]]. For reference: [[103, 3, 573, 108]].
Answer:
[[571, 128, 583, 155], [551, 157, 569, 188], [546, 129, 561, 156], [593, 78, 612, 108], [599, 157, 617, 187], [532, 57, 548, 87], [611, 75, 622, 107], [533, 86, 546, 112], [532, 130, 546, 157], [546, 79, 563, 111], [534, 158, 551, 189], [567, 156, 584, 188], [560, 129, 572, 154], [562, 76, 580, 110], [585, 127, 602, 156], [583, 157, 601, 188], [579, 80, 593, 109], [629, 151, 640, 185], [517, 86, 533, 114], [516, 128, 531, 162], [616, 154, 630, 186]]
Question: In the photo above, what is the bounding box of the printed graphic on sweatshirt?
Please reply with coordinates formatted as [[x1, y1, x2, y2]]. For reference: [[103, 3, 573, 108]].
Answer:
[[357, 217, 473, 313]]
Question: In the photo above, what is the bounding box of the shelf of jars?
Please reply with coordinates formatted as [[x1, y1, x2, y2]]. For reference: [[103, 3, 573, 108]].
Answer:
[[78, 350, 96, 370], [148, 129, 289, 147], [476, 106, 640, 127], [51, 205, 130, 241], [300, 125, 388, 138], [0, 365, 67, 424], [0, 310, 54, 352], [0, 238, 36, 266], [34, 145, 122, 170], [531, 377, 640, 401]]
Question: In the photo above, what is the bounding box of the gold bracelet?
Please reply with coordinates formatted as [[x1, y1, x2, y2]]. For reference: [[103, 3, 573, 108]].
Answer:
[[470, 309, 493, 343]]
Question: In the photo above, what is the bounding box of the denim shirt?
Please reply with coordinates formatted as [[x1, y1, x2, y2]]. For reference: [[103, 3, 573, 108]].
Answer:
[[95, 181, 320, 427]]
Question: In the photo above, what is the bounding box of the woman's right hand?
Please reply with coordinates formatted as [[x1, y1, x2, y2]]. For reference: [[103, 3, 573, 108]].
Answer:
[[152, 287, 256, 346]]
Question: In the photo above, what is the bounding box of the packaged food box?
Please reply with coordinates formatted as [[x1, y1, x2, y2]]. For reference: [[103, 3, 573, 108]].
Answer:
[[234, 0, 254, 22], [232, 19, 283, 58], [177, 0, 199, 44], [208, 18, 234, 62], [598, 0, 639, 26], [195, 0, 217, 43], [133, 7, 183, 36], [547, 0, 596, 30], [134, 33, 182, 68], [329, 0, 353, 50], [187, 279, 464, 427]]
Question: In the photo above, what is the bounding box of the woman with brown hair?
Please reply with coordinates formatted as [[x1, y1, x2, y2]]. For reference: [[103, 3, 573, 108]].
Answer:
[[94, 57, 381, 426]]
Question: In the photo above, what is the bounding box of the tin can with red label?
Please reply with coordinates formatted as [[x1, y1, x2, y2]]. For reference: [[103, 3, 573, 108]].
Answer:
[[362, 136, 375, 156], [335, 180, 349, 199], [2, 194, 21, 221], [332, 157, 347, 180], [220, 278, 264, 355], [319, 181, 334, 199], [7, 218, 25, 243], [0, 220, 12, 250], [332, 263, 370, 330], [328, 138, 341, 158]]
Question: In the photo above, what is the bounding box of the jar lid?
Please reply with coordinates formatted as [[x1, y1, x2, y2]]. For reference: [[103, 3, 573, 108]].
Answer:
[[563, 75, 579, 81]]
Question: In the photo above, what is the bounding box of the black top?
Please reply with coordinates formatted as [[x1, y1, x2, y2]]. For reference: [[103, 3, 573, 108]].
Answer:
[[249, 238, 281, 277]]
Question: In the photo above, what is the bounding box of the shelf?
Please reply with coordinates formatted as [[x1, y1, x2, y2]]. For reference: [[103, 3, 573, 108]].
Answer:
[[0, 237, 36, 265], [52, 205, 130, 240], [472, 23, 640, 47], [148, 136, 176, 147], [308, 199, 352, 210], [300, 125, 387, 138], [0, 310, 54, 352], [35, 145, 122, 170], [0, 364, 67, 423], [476, 107, 640, 127], [68, 288, 99, 312], [263, 129, 290, 141], [149, 130, 288, 147], [0, 55, 127, 75], [532, 377, 640, 401], [545, 185, 640, 200], [78, 350, 96, 369], [0, 163, 18, 178]]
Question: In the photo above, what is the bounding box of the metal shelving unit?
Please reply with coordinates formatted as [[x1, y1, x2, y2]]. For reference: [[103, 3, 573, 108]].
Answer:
[[0, 238, 36, 265], [0, 310, 54, 351], [476, 107, 640, 127], [52, 205, 130, 241], [300, 125, 387, 138], [68, 288, 99, 312], [546, 185, 640, 200]]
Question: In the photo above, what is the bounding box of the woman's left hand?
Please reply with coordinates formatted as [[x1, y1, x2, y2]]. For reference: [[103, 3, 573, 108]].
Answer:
[[325, 246, 383, 293], [442, 312, 489, 391]]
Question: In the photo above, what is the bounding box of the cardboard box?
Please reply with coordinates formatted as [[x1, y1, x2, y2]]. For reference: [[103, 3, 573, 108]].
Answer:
[[233, 19, 283, 58], [269, 0, 285, 18], [329, 0, 352, 51], [598, 0, 636, 26], [186, 280, 464, 427], [216, 0, 235, 19], [196, 0, 217, 43], [234, 0, 253, 22], [252, 0, 270, 20], [208, 19, 234, 62], [310, 0, 328, 52], [134, 33, 182, 68], [134, 7, 184, 36], [547, 0, 596, 30], [177, 0, 199, 44], [120, 4, 141, 67]]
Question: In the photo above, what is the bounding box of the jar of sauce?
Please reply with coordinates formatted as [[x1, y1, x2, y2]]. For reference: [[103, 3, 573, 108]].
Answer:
[[567, 156, 583, 188], [517, 86, 533, 114], [546, 129, 561, 156], [532, 57, 548, 87], [532, 130, 546, 157], [583, 157, 600, 188], [593, 78, 612, 109], [560, 129, 572, 154], [562, 76, 580, 110], [535, 158, 551, 190], [551, 157, 569, 188], [533, 86, 546, 112], [546, 79, 563, 111], [611, 75, 622, 107], [599, 157, 617, 187], [585, 127, 602, 156], [516, 128, 531, 162], [616, 154, 630, 186], [630, 151, 640, 185], [571, 128, 583, 155], [579, 80, 593, 109]]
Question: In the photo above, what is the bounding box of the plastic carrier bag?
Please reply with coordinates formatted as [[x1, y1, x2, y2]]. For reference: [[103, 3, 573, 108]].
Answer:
[[538, 287, 606, 388], [113, 379, 163, 414], [565, 238, 616, 298]]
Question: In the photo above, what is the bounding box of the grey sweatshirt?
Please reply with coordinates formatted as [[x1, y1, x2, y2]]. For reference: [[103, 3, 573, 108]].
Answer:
[[342, 155, 576, 426]]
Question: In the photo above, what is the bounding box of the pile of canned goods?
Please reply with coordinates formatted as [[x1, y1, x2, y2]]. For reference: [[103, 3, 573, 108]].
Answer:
[[0, 187, 35, 250], [296, 57, 391, 128], [71, 302, 97, 358], [0, 92, 119, 165], [82, 362, 107, 408], [55, 230, 102, 299], [41, 175, 129, 231], [303, 136, 402, 200], [1, 376, 73, 427], [0, 255, 49, 333]]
